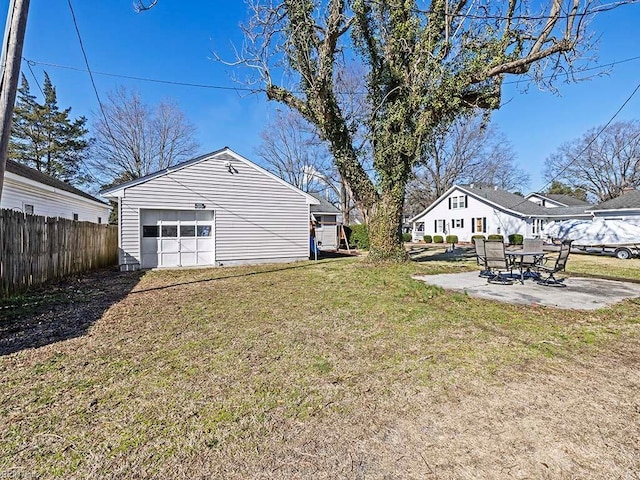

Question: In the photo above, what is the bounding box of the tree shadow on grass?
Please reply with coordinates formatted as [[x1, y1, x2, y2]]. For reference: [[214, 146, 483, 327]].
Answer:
[[0, 268, 145, 356], [408, 245, 477, 263]]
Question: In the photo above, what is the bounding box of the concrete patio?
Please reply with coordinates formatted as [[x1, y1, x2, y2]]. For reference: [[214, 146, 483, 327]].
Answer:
[[413, 271, 640, 310]]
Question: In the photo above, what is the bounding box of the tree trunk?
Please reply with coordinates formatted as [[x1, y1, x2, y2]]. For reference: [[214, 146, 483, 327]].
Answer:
[[367, 188, 407, 262]]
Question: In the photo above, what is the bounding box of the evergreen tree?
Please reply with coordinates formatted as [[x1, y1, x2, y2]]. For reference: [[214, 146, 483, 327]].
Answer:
[[9, 72, 90, 185]]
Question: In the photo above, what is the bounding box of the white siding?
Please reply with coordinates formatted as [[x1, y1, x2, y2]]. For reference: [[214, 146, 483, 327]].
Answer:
[[118, 152, 311, 268], [412, 188, 528, 242], [1, 173, 111, 223]]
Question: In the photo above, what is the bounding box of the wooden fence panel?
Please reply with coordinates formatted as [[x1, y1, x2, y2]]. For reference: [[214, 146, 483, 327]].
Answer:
[[0, 209, 118, 297]]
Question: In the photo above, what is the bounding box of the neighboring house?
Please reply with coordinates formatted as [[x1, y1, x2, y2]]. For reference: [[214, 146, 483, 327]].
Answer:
[[410, 184, 640, 243], [100, 147, 321, 270], [310, 193, 340, 251], [525, 192, 590, 208], [410, 185, 552, 242], [586, 189, 640, 225], [1, 159, 110, 223]]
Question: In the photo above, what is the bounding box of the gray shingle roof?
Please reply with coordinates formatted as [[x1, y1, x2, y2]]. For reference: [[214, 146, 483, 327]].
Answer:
[[542, 205, 592, 217], [309, 192, 340, 214], [460, 185, 551, 216], [6, 159, 108, 205], [589, 190, 640, 210], [543, 193, 591, 206]]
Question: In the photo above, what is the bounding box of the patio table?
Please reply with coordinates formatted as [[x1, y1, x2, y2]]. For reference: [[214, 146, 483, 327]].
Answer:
[[505, 250, 545, 283]]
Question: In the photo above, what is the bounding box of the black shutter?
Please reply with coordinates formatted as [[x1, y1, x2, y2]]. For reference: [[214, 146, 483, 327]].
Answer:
[[471, 218, 475, 233], [434, 219, 437, 232], [461, 219, 464, 229], [448, 198, 452, 209], [464, 195, 468, 208], [482, 217, 487, 233]]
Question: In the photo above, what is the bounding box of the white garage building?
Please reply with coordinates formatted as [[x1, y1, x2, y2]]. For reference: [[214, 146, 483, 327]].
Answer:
[[101, 148, 320, 270]]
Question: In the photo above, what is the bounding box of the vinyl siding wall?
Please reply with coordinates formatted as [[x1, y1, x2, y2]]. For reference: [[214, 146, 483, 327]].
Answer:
[[118, 152, 311, 268], [412, 188, 529, 242], [1, 173, 111, 223]]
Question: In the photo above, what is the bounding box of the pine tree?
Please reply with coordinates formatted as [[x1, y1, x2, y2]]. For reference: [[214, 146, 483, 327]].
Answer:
[[9, 72, 90, 185]]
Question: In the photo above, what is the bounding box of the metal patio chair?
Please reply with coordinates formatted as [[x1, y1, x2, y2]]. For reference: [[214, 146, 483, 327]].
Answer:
[[537, 240, 573, 286], [518, 237, 544, 279], [473, 237, 491, 277], [484, 239, 514, 285]]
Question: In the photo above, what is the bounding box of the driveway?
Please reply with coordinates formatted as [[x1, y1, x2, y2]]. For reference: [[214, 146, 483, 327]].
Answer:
[[413, 271, 640, 310]]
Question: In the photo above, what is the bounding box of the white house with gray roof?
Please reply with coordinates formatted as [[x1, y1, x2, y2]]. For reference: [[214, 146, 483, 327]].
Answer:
[[100, 147, 320, 270], [1, 159, 111, 223], [410, 185, 551, 242], [410, 184, 640, 243]]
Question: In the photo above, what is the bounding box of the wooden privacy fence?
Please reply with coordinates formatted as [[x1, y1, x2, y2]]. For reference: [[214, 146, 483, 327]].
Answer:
[[0, 209, 118, 297]]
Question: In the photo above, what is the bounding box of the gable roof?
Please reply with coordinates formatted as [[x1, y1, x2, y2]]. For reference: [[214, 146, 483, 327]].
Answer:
[[587, 189, 640, 211], [526, 192, 591, 207], [100, 147, 320, 205], [459, 185, 550, 216], [309, 193, 340, 214], [409, 184, 594, 222], [6, 159, 108, 205], [544, 193, 591, 206]]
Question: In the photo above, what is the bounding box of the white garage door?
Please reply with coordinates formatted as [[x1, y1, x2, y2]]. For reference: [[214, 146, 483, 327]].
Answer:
[[140, 209, 214, 268]]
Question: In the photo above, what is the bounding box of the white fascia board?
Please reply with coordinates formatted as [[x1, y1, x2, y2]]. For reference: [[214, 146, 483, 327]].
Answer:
[[6, 171, 110, 209]]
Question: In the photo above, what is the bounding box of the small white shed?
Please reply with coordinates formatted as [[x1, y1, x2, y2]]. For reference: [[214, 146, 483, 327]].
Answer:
[[310, 193, 341, 251], [100, 148, 320, 270]]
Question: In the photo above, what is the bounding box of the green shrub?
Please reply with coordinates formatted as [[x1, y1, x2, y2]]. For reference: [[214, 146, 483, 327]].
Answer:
[[433, 235, 444, 243], [348, 224, 369, 249], [508, 234, 524, 245], [445, 235, 458, 244], [402, 232, 412, 242], [423, 235, 433, 243], [488, 234, 504, 241], [471, 234, 486, 241]]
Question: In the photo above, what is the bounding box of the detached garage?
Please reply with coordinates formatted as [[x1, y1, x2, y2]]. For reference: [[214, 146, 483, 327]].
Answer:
[[101, 148, 320, 271]]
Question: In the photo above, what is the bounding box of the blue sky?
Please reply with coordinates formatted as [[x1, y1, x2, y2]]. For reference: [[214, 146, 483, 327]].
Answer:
[[3, 0, 640, 193]]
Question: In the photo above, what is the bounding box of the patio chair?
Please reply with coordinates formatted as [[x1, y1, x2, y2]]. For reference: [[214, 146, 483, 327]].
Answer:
[[484, 239, 514, 284], [518, 237, 544, 278], [536, 240, 573, 286], [473, 237, 490, 277]]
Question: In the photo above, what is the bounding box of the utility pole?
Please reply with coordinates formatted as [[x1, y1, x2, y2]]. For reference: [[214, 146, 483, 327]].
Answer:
[[0, 0, 30, 198]]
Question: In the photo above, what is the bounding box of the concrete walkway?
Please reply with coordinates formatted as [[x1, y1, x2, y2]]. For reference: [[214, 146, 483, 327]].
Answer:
[[413, 271, 640, 310]]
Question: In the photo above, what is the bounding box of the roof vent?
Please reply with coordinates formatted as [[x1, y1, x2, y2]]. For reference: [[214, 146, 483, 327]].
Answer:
[[470, 183, 474, 189]]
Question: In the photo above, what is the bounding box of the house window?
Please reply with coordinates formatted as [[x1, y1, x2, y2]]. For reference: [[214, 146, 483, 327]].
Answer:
[[435, 219, 446, 233], [416, 222, 424, 232], [315, 215, 323, 229], [98, 217, 102, 224], [73, 213, 79, 221], [24, 204, 34, 215], [452, 219, 464, 228], [449, 195, 467, 209]]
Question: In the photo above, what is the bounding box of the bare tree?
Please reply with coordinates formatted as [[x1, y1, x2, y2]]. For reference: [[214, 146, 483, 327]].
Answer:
[[90, 87, 200, 186], [406, 114, 529, 215], [256, 108, 364, 223], [141, 0, 630, 260], [544, 120, 640, 201]]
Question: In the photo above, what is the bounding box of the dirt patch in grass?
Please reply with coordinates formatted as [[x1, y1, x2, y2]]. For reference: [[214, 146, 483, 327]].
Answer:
[[1, 258, 639, 478]]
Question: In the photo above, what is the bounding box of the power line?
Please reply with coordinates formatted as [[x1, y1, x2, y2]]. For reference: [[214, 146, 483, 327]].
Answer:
[[65, 0, 112, 187], [22, 55, 640, 94]]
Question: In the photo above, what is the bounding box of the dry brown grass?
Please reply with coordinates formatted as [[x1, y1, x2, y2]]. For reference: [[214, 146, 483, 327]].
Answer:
[[1, 256, 639, 479]]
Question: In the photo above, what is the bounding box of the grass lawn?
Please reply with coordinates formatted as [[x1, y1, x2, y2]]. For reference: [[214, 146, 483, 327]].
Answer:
[[1, 250, 639, 478]]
